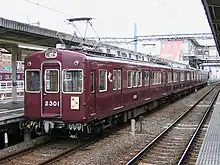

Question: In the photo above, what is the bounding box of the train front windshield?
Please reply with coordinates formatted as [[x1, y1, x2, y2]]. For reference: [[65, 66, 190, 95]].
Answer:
[[62, 70, 83, 93], [25, 69, 83, 94], [25, 70, 40, 92]]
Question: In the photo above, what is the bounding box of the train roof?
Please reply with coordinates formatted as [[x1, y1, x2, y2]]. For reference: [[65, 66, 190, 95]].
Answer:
[[58, 48, 187, 70], [85, 53, 172, 69], [28, 47, 208, 73]]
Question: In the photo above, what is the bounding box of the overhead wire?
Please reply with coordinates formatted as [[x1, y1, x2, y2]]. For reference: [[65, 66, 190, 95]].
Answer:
[[24, 0, 85, 38], [24, 0, 71, 17], [23, 0, 138, 48], [23, 0, 110, 48]]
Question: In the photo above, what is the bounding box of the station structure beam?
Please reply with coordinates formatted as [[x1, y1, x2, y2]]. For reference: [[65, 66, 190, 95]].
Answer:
[[202, 0, 220, 56]]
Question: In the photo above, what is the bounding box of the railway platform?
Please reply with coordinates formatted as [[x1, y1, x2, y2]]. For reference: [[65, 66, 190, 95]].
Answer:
[[196, 93, 220, 165], [0, 99, 24, 126]]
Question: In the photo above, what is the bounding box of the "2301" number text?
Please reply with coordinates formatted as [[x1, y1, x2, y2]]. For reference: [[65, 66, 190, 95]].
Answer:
[[45, 101, 60, 107]]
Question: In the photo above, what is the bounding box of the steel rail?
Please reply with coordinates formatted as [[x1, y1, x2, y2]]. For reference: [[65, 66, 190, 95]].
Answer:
[[0, 137, 53, 162], [39, 141, 87, 165], [126, 83, 219, 165]]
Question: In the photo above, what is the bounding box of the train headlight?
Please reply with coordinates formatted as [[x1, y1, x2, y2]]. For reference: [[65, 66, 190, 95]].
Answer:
[[74, 61, 79, 66], [27, 61, 32, 66], [45, 48, 58, 58]]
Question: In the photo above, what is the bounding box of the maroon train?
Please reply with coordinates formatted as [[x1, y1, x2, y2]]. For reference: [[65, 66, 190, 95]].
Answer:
[[0, 70, 24, 99], [21, 48, 209, 138]]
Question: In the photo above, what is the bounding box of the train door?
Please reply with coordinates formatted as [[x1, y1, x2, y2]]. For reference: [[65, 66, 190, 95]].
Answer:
[[162, 71, 168, 96], [89, 71, 96, 117], [41, 62, 61, 118], [96, 69, 111, 115], [112, 69, 123, 110]]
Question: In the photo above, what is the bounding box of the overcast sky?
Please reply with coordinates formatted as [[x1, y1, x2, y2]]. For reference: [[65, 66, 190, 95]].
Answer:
[[0, 0, 214, 52], [0, 0, 211, 36]]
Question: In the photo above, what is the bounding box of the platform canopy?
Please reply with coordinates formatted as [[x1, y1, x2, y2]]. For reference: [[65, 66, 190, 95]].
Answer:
[[0, 17, 96, 48], [202, 0, 220, 55]]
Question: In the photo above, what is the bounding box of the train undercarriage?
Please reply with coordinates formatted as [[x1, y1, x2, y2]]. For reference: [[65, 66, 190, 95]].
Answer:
[[19, 84, 207, 139], [19, 116, 121, 139]]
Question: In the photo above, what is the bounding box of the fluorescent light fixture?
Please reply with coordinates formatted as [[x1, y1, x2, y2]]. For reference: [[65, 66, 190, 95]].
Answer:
[[18, 43, 48, 51]]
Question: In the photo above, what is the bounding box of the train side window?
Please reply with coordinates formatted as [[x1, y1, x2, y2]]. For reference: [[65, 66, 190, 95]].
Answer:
[[162, 71, 166, 84], [25, 70, 40, 92], [113, 70, 117, 90], [187, 73, 190, 81], [117, 70, 121, 89], [133, 71, 137, 87], [180, 72, 184, 81], [90, 72, 95, 93], [173, 72, 177, 82], [127, 70, 132, 88], [137, 71, 142, 87], [168, 72, 172, 83], [45, 69, 59, 93], [156, 72, 159, 84], [155, 72, 160, 84], [144, 71, 149, 86], [99, 69, 107, 92], [152, 72, 155, 85], [153, 72, 157, 85], [63, 70, 83, 93], [158, 72, 161, 84]]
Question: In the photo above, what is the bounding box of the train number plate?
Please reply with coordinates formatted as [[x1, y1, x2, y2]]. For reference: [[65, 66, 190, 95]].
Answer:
[[44, 101, 60, 107]]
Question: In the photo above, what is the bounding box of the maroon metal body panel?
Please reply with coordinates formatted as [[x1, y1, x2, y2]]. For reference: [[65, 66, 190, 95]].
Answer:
[[24, 52, 44, 119], [24, 49, 208, 124]]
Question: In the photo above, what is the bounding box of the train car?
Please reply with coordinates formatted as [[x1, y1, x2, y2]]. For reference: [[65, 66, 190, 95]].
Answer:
[[21, 48, 208, 138], [0, 70, 24, 99]]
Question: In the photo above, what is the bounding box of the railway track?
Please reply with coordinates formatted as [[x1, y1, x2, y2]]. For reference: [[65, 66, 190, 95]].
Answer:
[[0, 138, 89, 165], [0, 132, 116, 165], [123, 84, 220, 165], [180, 103, 214, 165], [0, 86, 215, 165], [0, 123, 127, 165]]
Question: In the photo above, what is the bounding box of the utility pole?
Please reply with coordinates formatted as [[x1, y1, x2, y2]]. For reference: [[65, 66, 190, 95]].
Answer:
[[134, 23, 138, 52]]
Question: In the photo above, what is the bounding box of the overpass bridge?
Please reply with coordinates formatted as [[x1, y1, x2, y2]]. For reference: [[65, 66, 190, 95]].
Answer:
[[0, 16, 99, 102], [0, 17, 97, 52]]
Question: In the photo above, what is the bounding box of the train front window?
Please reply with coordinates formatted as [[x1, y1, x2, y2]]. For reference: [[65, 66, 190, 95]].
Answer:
[[63, 70, 83, 93], [25, 70, 40, 92], [45, 69, 59, 93]]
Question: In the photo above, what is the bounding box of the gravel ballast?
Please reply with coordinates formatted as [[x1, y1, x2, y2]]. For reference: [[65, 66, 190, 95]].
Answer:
[[0, 136, 49, 159], [51, 86, 214, 165]]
